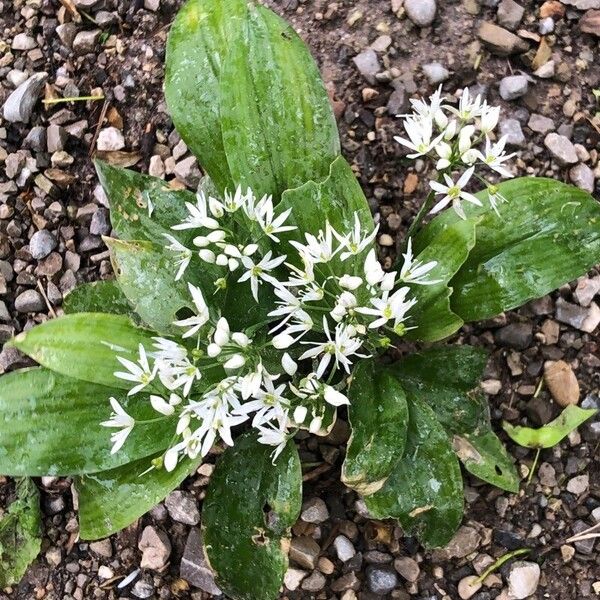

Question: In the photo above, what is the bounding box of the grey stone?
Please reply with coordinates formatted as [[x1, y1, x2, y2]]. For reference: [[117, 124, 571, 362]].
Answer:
[[12, 33, 36, 50], [499, 118, 526, 147], [56, 23, 78, 48], [74, 0, 105, 7], [556, 298, 600, 332], [301, 571, 326, 592], [539, 16, 555, 33], [538, 462, 557, 487], [422, 62, 450, 85], [497, 0, 524, 30], [507, 561, 541, 599], [562, 0, 600, 8], [534, 60, 555, 78], [73, 29, 101, 55], [574, 276, 600, 307], [138, 526, 171, 570], [7, 70, 28, 88], [3, 72, 48, 123], [180, 528, 222, 594], [284, 568, 307, 591], [495, 323, 533, 349], [131, 580, 154, 599], [24, 126, 47, 152], [477, 21, 529, 56], [394, 556, 420, 582], [333, 535, 356, 562], [569, 163, 595, 192], [300, 498, 329, 523], [144, 0, 160, 10], [15, 290, 45, 313], [387, 86, 408, 116], [290, 536, 320, 570], [442, 526, 482, 559], [544, 133, 578, 166], [527, 113, 555, 134], [174, 156, 201, 187], [366, 566, 398, 594], [405, 0, 437, 26], [165, 490, 200, 525], [353, 49, 381, 85], [89, 538, 113, 558], [567, 474, 589, 495], [47, 124, 68, 153], [90, 208, 111, 236], [30, 230, 57, 260], [97, 127, 125, 151], [499, 75, 528, 100]]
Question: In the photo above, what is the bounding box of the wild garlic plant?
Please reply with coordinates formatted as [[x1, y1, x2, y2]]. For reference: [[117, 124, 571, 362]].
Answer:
[[104, 185, 440, 470], [3, 0, 600, 597]]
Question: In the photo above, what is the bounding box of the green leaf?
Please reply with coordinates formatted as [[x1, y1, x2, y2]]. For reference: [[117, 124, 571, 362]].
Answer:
[[0, 478, 42, 588], [63, 280, 132, 315], [105, 238, 194, 334], [220, 3, 340, 199], [203, 433, 302, 600], [76, 455, 200, 540], [95, 160, 197, 245], [420, 178, 600, 321], [503, 405, 598, 449], [364, 397, 464, 548], [342, 361, 408, 495], [0, 368, 175, 476], [393, 346, 519, 493], [279, 156, 373, 246], [165, 0, 248, 193], [405, 218, 477, 342], [8, 313, 156, 389]]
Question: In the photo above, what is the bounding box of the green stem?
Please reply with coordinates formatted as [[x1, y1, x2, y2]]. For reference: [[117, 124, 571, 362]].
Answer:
[[405, 189, 435, 241], [43, 95, 105, 105], [474, 548, 530, 584], [527, 448, 541, 486]]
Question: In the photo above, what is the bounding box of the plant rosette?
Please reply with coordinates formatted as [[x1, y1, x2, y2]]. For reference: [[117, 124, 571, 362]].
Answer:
[[2, 0, 600, 598]]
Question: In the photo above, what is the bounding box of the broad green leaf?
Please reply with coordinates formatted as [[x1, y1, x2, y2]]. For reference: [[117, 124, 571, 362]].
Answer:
[[393, 346, 519, 493], [105, 238, 193, 334], [405, 218, 477, 342], [63, 280, 132, 315], [419, 178, 600, 321], [279, 156, 373, 246], [503, 405, 597, 449], [220, 3, 340, 199], [95, 160, 197, 246], [8, 313, 156, 389], [77, 455, 200, 540], [364, 397, 464, 548], [203, 433, 302, 600], [0, 478, 42, 588], [0, 368, 174, 476], [342, 361, 408, 495], [165, 0, 248, 193]]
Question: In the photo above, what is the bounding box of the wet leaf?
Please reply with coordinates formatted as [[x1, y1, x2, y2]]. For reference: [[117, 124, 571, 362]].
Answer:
[[393, 346, 519, 493], [7, 313, 156, 389], [405, 218, 477, 342], [203, 433, 302, 600], [63, 280, 132, 315], [419, 178, 600, 322], [342, 361, 408, 495], [503, 405, 598, 449], [77, 455, 200, 540], [0, 368, 174, 476], [105, 238, 194, 335], [95, 160, 197, 246], [0, 478, 42, 588], [220, 3, 340, 199], [364, 397, 464, 548], [165, 0, 248, 193]]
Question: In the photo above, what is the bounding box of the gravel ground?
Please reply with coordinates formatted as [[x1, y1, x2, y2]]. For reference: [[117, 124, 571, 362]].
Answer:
[[1, 0, 600, 598]]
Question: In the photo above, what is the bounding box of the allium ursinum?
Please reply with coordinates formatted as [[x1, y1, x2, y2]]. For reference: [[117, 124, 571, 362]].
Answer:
[[395, 86, 516, 219], [103, 185, 441, 468]]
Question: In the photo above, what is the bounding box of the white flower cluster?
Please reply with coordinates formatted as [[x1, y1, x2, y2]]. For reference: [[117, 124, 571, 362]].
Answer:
[[102, 188, 439, 469], [395, 87, 515, 218]]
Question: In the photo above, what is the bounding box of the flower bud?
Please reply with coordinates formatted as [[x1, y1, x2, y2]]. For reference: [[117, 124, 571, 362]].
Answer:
[[193, 235, 210, 248], [339, 274, 363, 290], [224, 353, 246, 370], [281, 352, 298, 376], [209, 197, 224, 217], [207, 343, 222, 357], [228, 258, 240, 272], [272, 333, 294, 349], [308, 415, 323, 434], [164, 447, 179, 472], [293, 405, 307, 424], [243, 244, 258, 256], [215, 253, 228, 266], [232, 332, 250, 347], [199, 249, 216, 263], [207, 230, 226, 243], [150, 395, 175, 416], [324, 386, 350, 407]]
